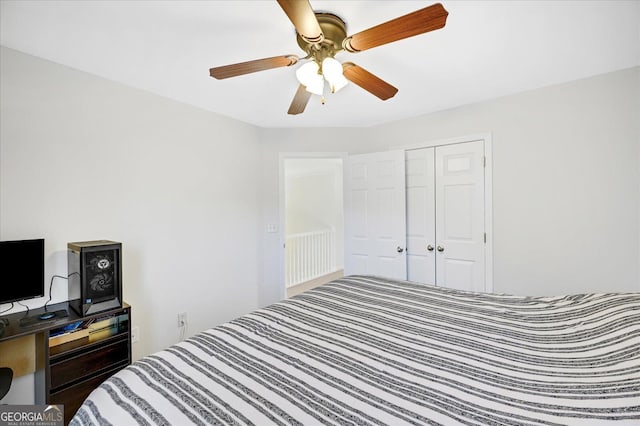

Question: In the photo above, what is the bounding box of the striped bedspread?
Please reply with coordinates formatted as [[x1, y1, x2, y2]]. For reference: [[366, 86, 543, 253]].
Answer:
[[72, 275, 640, 425]]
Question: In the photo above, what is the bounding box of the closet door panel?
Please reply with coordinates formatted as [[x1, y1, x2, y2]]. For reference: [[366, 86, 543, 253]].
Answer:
[[375, 185, 402, 278], [435, 141, 485, 292], [345, 151, 407, 280], [405, 148, 436, 284]]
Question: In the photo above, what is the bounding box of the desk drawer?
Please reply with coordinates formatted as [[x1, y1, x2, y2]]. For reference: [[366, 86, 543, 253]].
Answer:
[[50, 338, 129, 390], [50, 364, 127, 425]]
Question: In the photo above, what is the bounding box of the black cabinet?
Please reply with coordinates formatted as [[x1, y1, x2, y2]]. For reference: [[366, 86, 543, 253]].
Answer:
[[44, 305, 131, 424]]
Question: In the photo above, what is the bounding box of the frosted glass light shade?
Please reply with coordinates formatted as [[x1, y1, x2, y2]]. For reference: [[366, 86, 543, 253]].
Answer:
[[296, 62, 324, 95], [296, 62, 318, 84], [328, 74, 348, 93], [305, 74, 324, 95], [322, 58, 342, 80], [322, 57, 348, 93]]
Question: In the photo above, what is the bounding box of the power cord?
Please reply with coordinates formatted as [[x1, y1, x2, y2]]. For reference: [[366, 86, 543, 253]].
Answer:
[[17, 301, 30, 316], [44, 275, 70, 312], [43, 272, 78, 311], [0, 302, 14, 315]]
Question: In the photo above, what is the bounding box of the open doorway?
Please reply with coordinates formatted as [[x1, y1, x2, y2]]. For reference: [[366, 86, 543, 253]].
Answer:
[[283, 157, 344, 297]]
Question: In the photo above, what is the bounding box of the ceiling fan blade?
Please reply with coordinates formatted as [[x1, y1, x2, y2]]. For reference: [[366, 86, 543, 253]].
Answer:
[[288, 84, 312, 115], [209, 55, 298, 79], [277, 0, 323, 43], [342, 62, 398, 100], [343, 3, 448, 52]]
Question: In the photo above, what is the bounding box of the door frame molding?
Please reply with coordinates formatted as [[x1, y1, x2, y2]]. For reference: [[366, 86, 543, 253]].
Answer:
[[278, 152, 348, 299], [399, 133, 493, 293]]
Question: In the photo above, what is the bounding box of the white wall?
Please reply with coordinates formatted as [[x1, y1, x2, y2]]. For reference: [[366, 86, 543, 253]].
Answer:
[[259, 67, 640, 305], [285, 158, 343, 250], [284, 158, 344, 282], [286, 171, 337, 233], [0, 47, 262, 401]]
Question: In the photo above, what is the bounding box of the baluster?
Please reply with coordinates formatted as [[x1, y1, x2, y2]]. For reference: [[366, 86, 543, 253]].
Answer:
[[320, 232, 324, 276], [307, 233, 311, 280], [330, 229, 335, 271], [297, 237, 300, 284], [323, 231, 327, 275], [301, 235, 306, 283], [309, 233, 313, 280], [313, 233, 318, 278], [305, 234, 310, 282]]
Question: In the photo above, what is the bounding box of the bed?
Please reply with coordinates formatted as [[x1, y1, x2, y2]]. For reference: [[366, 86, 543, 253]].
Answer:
[[71, 275, 639, 425]]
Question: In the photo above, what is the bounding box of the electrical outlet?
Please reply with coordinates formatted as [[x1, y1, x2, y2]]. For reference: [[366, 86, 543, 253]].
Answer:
[[177, 312, 187, 328], [131, 326, 140, 343]]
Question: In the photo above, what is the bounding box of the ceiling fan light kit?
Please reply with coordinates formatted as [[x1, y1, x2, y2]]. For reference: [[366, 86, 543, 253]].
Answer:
[[295, 57, 348, 96], [209, 1, 448, 115]]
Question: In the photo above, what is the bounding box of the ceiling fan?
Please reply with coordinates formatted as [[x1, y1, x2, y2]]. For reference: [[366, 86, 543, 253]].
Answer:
[[209, 1, 448, 115]]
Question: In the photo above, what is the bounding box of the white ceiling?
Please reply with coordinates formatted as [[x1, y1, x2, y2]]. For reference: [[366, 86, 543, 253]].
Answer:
[[1, 1, 638, 128]]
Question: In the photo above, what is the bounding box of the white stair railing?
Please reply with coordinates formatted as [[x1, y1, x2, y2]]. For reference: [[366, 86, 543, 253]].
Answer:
[[286, 228, 336, 288]]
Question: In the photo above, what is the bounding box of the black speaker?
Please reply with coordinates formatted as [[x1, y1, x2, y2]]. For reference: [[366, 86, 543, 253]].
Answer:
[[68, 240, 122, 316]]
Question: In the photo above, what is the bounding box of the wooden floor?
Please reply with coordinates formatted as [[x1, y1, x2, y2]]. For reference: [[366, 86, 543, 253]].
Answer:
[[286, 270, 344, 298]]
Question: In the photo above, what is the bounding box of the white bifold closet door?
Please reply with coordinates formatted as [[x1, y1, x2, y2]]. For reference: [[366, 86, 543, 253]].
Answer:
[[345, 142, 486, 292], [344, 150, 407, 280], [406, 141, 486, 292]]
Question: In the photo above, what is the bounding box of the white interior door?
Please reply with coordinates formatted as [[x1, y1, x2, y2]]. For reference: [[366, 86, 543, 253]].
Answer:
[[344, 151, 406, 280], [405, 148, 436, 284], [435, 141, 485, 291]]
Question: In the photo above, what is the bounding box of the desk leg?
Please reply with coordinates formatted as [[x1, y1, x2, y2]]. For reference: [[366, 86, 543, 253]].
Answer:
[[34, 331, 47, 404]]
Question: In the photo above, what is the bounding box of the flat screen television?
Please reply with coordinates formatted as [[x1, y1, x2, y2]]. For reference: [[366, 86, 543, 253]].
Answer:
[[0, 238, 45, 305]]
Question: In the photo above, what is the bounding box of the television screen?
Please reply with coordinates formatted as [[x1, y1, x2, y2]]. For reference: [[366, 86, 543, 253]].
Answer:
[[0, 238, 45, 305]]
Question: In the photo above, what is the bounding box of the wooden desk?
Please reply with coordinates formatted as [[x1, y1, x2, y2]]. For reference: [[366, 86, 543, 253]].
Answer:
[[0, 301, 131, 424]]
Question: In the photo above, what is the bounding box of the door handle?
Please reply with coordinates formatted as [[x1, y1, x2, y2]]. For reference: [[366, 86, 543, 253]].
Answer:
[[427, 245, 434, 252], [396, 246, 405, 253], [437, 246, 444, 252]]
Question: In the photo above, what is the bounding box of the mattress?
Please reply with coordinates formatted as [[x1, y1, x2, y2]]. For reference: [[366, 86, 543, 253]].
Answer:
[[71, 275, 640, 425]]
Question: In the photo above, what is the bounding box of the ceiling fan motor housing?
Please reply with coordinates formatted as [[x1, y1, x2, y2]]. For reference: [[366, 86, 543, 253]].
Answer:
[[296, 12, 347, 63]]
